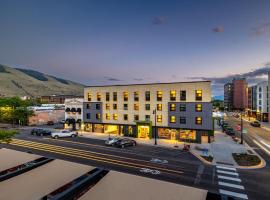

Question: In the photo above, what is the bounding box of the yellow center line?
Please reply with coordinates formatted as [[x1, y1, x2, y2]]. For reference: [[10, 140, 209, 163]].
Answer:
[[10, 139, 183, 175]]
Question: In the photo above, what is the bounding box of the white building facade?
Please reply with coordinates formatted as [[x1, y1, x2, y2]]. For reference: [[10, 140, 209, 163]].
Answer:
[[64, 98, 84, 129], [256, 81, 269, 122]]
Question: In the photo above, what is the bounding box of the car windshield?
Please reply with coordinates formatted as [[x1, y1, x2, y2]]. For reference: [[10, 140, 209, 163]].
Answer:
[[62, 130, 70, 133]]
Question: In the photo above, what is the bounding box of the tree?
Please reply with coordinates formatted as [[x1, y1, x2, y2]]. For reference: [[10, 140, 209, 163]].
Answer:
[[0, 130, 17, 143]]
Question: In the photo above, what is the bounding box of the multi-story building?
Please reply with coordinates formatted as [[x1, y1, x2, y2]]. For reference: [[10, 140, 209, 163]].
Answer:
[[233, 78, 248, 110], [224, 83, 233, 111], [247, 86, 257, 118], [256, 81, 269, 122], [39, 95, 83, 104], [83, 81, 213, 143], [64, 98, 84, 129]]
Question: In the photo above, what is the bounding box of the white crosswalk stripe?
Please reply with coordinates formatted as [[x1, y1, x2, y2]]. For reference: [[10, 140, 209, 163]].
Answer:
[[216, 165, 248, 199]]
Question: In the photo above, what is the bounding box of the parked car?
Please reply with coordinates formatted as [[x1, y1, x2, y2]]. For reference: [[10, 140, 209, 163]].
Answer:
[[115, 138, 136, 148], [250, 121, 261, 127], [47, 121, 54, 126], [31, 128, 51, 136], [51, 130, 78, 139], [105, 137, 120, 146], [225, 128, 235, 136]]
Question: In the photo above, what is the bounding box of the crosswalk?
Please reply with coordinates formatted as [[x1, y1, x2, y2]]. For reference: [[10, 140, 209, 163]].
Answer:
[[216, 165, 248, 199]]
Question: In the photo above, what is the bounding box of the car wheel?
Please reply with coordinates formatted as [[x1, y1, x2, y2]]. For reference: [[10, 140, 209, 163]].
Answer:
[[54, 135, 59, 139], [71, 134, 76, 138], [121, 144, 125, 148], [133, 142, 136, 146], [40, 133, 43, 136]]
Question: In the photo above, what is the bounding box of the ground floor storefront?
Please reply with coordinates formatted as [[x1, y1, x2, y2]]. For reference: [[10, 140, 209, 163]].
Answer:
[[82, 122, 213, 144], [246, 111, 268, 122]]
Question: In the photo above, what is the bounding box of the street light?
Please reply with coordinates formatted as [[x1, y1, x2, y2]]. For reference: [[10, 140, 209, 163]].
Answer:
[[240, 110, 243, 145], [153, 109, 157, 145]]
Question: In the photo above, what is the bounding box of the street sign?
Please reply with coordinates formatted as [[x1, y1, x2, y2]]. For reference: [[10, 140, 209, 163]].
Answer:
[[236, 125, 241, 131], [242, 129, 247, 134]]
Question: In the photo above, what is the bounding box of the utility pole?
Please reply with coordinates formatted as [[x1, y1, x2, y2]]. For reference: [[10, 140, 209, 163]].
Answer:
[[240, 110, 243, 144], [153, 109, 157, 145]]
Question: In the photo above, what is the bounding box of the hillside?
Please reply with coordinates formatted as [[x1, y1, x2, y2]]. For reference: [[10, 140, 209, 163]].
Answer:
[[0, 64, 85, 97]]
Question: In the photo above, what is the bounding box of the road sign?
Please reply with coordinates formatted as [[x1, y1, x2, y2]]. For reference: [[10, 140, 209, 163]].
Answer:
[[242, 129, 247, 134], [236, 125, 241, 131]]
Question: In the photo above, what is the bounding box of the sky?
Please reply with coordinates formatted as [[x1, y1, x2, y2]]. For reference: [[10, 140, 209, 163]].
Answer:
[[0, 0, 270, 97]]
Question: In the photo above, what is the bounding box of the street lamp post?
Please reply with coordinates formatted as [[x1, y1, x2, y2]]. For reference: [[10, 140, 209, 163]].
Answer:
[[153, 109, 157, 145], [240, 110, 243, 144]]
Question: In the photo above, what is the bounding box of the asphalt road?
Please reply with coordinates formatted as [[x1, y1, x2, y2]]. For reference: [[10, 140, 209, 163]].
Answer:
[[1, 127, 270, 200]]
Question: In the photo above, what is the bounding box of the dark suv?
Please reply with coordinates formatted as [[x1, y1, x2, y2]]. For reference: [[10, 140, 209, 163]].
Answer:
[[31, 128, 51, 136]]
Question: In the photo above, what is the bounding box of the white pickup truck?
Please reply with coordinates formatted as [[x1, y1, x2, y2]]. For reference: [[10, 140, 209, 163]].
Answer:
[[51, 130, 78, 139]]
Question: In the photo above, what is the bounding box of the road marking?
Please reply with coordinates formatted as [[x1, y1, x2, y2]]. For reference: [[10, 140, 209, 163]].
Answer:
[[150, 158, 168, 164], [219, 189, 248, 199], [140, 168, 161, 175], [218, 175, 241, 182], [216, 165, 236, 171], [218, 181, 244, 190], [253, 140, 270, 155], [217, 170, 239, 176], [259, 140, 270, 149], [8, 139, 183, 176]]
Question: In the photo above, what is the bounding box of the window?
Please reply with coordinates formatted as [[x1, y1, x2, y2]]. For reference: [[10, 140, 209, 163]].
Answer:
[[196, 117, 202, 125], [157, 104, 162, 111], [157, 115, 162, 123], [195, 90, 202, 101], [180, 90, 186, 101], [196, 104, 202, 112], [105, 113, 110, 120], [145, 91, 150, 101], [96, 104, 101, 110], [124, 104, 128, 110], [180, 117, 186, 124], [113, 104, 117, 110], [259, 87, 262, 92], [134, 103, 139, 110], [134, 115, 139, 121], [106, 92, 110, 101], [86, 104, 90, 109], [106, 103, 110, 110], [87, 93, 92, 101], [86, 113, 90, 119], [145, 115, 150, 121], [96, 113, 101, 120], [113, 114, 118, 120], [170, 104, 176, 111], [124, 114, 128, 121], [170, 90, 176, 101], [123, 91, 128, 101], [145, 104, 150, 110], [157, 91, 162, 101], [113, 92, 117, 101], [180, 104, 186, 111], [134, 91, 139, 101], [97, 92, 101, 101], [170, 116, 176, 123]]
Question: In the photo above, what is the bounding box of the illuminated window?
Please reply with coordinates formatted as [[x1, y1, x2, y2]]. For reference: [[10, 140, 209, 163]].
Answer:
[[113, 92, 117, 101], [170, 104, 176, 111], [97, 92, 101, 101], [145, 104, 150, 110], [106, 103, 110, 110], [134, 115, 139, 121], [96, 113, 101, 120], [170, 90, 176, 101], [113, 104, 117, 110], [145, 91, 150, 101], [123, 91, 128, 101], [157, 115, 162, 123], [196, 117, 202, 125], [134, 91, 139, 101], [124, 104, 128, 110], [134, 103, 139, 111], [180, 117, 186, 124], [179, 104, 186, 111], [157, 104, 162, 111], [157, 91, 162, 101], [124, 114, 128, 121], [113, 114, 118, 120], [195, 90, 202, 101], [180, 90, 186, 101], [87, 93, 92, 101], [105, 113, 110, 120], [196, 104, 202, 112], [106, 92, 110, 101], [170, 116, 176, 123]]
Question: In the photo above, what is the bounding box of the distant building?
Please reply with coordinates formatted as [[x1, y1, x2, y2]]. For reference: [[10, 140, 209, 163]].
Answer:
[[233, 78, 248, 110], [224, 83, 233, 111], [64, 98, 84, 130], [256, 81, 269, 122], [39, 95, 83, 104]]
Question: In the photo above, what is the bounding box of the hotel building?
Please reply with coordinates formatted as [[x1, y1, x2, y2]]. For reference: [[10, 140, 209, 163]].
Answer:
[[83, 81, 213, 143]]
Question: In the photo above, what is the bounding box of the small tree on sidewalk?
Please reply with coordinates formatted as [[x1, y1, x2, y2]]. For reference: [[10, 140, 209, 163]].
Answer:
[[0, 130, 17, 143]]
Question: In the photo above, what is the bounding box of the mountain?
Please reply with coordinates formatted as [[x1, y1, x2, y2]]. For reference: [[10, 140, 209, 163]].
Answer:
[[213, 95, 224, 100], [0, 64, 85, 97]]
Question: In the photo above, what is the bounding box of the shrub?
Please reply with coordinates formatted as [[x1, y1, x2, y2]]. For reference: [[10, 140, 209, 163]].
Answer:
[[0, 129, 18, 143]]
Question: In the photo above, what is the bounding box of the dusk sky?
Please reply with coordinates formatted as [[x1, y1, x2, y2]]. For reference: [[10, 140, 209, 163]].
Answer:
[[1, 0, 270, 96]]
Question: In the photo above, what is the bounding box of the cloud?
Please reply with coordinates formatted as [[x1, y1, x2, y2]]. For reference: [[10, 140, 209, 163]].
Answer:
[[133, 78, 144, 81], [251, 21, 270, 36], [212, 26, 224, 33], [103, 76, 122, 82], [152, 16, 167, 25]]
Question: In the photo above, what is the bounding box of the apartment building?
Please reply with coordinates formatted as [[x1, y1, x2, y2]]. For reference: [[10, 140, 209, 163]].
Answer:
[[83, 81, 213, 143], [256, 81, 269, 122], [247, 86, 257, 118], [224, 83, 233, 111]]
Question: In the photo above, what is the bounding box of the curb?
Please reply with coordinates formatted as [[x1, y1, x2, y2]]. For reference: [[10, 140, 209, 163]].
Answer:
[[190, 150, 213, 165]]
